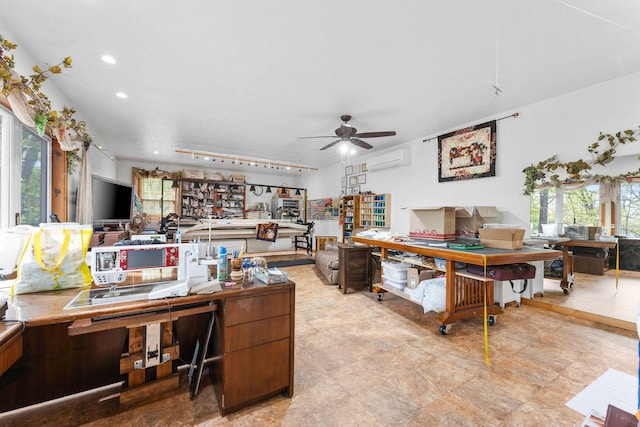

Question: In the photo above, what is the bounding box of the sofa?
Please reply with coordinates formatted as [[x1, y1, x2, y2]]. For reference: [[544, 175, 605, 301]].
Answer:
[[315, 242, 340, 285]]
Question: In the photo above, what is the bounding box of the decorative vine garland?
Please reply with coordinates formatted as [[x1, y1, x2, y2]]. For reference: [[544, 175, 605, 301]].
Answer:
[[522, 127, 640, 195], [0, 34, 93, 173]]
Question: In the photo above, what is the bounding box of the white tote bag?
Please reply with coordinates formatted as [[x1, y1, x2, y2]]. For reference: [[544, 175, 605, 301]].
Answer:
[[12, 223, 93, 294]]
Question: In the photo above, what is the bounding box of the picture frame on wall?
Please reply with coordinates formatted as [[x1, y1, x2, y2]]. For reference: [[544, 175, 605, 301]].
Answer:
[[438, 120, 496, 182], [346, 187, 352, 195], [352, 185, 360, 194], [361, 163, 368, 172], [345, 165, 353, 176], [341, 176, 346, 187], [349, 175, 358, 186], [353, 164, 361, 174], [357, 174, 366, 184]]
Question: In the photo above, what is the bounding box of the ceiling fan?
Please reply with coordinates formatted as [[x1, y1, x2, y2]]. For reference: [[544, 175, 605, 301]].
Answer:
[[299, 115, 396, 150]]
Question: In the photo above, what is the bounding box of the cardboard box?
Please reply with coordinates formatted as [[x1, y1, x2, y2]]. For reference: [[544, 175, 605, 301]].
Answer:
[[408, 207, 456, 241], [183, 169, 204, 179], [407, 268, 436, 289], [204, 171, 225, 181], [229, 174, 245, 183], [478, 228, 525, 250], [455, 206, 500, 237]]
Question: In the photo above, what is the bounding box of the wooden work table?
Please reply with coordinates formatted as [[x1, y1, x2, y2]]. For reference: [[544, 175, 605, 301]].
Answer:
[[0, 279, 295, 415], [351, 236, 560, 333], [547, 239, 618, 293]]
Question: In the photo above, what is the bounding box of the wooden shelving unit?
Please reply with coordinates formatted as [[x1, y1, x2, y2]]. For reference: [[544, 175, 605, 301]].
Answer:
[[342, 195, 359, 242], [342, 193, 390, 242], [172, 178, 246, 219]]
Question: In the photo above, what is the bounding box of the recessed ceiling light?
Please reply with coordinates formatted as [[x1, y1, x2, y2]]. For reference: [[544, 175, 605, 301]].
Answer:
[[101, 55, 117, 64], [116, 92, 128, 99], [152, 150, 159, 155]]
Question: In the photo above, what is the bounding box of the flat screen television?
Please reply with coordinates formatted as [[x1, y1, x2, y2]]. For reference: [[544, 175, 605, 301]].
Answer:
[[91, 175, 134, 225]]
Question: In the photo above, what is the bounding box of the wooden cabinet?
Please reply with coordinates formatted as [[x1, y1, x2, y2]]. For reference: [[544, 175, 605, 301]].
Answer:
[[173, 179, 246, 219], [211, 283, 295, 416], [338, 244, 372, 294]]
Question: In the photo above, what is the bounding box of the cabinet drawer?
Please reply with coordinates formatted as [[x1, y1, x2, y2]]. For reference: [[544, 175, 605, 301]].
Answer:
[[225, 314, 290, 353], [224, 290, 291, 326], [223, 338, 290, 409]]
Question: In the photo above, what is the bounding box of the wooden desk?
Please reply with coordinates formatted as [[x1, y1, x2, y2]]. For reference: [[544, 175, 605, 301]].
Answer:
[[0, 322, 22, 377], [351, 236, 560, 333], [0, 280, 295, 415], [551, 239, 618, 293]]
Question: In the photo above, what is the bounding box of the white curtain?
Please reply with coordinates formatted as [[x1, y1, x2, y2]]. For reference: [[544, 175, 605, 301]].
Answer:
[[75, 143, 93, 225]]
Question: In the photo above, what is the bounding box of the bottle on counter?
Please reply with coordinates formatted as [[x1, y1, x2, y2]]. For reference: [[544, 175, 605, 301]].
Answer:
[[217, 246, 228, 281]]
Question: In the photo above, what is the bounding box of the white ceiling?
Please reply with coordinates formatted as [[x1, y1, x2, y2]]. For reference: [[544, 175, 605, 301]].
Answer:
[[1, 0, 639, 174]]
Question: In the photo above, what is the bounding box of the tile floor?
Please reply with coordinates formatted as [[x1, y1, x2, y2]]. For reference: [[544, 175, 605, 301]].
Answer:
[[2, 264, 639, 426]]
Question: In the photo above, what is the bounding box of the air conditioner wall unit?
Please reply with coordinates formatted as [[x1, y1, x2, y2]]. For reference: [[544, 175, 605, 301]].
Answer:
[[366, 148, 411, 171]]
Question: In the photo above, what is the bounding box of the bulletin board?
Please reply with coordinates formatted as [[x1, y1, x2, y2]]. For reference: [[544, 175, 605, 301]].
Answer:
[[309, 198, 340, 220]]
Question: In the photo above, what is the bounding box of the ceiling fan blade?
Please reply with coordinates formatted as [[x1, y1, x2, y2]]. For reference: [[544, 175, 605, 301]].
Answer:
[[298, 136, 336, 139], [354, 131, 397, 138], [320, 139, 342, 151], [350, 138, 373, 149]]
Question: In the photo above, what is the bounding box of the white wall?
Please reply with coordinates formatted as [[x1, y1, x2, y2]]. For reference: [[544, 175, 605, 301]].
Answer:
[[302, 72, 640, 238]]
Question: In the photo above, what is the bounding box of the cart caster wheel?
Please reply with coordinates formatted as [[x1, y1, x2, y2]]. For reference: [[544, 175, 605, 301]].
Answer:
[[377, 293, 383, 302], [562, 288, 569, 295], [439, 325, 450, 335], [516, 302, 521, 307], [488, 315, 497, 326], [282, 391, 290, 398]]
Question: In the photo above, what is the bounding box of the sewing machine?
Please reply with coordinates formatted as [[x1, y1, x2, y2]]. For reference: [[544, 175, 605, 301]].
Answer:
[[65, 243, 221, 309]]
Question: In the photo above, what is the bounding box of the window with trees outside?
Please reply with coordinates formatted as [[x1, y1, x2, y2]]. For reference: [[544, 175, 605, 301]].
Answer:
[[0, 106, 50, 229], [531, 182, 640, 238], [619, 181, 640, 237], [139, 177, 176, 221], [530, 185, 599, 235]]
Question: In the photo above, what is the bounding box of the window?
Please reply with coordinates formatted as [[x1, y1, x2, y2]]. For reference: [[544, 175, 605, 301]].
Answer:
[[20, 127, 50, 226], [619, 181, 640, 237], [0, 106, 50, 229], [139, 177, 176, 221], [530, 184, 600, 235]]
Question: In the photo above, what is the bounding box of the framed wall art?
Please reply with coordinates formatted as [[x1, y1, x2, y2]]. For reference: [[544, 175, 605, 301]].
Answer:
[[438, 120, 496, 182], [345, 165, 353, 176], [357, 174, 366, 184], [349, 175, 358, 186], [341, 176, 346, 187], [256, 222, 279, 242]]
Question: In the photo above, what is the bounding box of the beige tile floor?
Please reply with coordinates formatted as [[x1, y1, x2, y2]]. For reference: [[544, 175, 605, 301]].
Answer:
[[2, 264, 639, 426]]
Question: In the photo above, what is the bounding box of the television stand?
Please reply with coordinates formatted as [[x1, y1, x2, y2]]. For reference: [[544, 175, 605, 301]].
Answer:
[[90, 230, 129, 248]]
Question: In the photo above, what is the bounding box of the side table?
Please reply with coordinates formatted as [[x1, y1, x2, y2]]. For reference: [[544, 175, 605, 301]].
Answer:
[[337, 243, 372, 294]]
